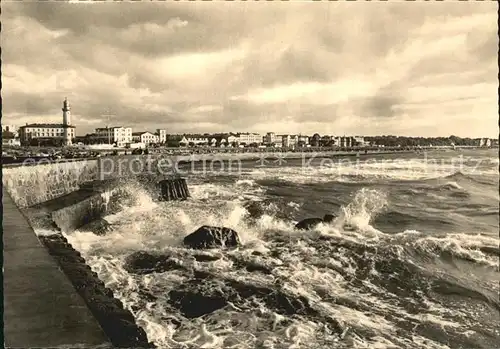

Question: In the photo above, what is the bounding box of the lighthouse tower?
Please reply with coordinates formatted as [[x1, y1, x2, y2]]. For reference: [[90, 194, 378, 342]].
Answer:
[[62, 97, 72, 146]]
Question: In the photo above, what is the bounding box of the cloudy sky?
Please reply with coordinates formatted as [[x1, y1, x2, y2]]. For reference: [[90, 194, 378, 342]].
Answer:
[[3, 2, 498, 137]]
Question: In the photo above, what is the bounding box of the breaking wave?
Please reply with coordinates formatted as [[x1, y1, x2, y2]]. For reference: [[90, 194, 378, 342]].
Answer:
[[66, 164, 499, 348], [18, 150, 492, 348]]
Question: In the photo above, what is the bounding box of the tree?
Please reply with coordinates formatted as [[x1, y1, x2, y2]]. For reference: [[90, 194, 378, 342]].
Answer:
[[310, 133, 321, 147], [2, 131, 15, 139]]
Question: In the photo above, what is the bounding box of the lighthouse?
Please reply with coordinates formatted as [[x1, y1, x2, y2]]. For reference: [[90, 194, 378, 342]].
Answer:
[[62, 97, 72, 146]]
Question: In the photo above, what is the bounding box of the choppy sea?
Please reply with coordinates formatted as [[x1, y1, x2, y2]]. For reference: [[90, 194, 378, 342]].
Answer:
[[50, 149, 498, 349]]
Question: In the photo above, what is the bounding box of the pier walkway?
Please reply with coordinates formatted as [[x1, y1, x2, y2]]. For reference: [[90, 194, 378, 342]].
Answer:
[[2, 188, 111, 348]]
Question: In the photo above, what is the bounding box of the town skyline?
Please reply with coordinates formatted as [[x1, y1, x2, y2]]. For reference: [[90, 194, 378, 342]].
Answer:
[[3, 2, 498, 138]]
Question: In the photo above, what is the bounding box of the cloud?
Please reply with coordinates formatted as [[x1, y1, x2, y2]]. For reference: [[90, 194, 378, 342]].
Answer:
[[2, 1, 498, 137]]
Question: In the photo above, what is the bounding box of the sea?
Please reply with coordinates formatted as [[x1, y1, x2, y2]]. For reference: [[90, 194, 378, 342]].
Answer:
[[54, 148, 498, 349]]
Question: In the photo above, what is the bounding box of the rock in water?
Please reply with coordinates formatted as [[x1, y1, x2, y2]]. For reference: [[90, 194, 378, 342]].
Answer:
[[295, 214, 337, 230], [323, 214, 336, 223], [183, 226, 241, 249], [124, 251, 185, 274], [295, 218, 323, 230], [80, 218, 113, 236]]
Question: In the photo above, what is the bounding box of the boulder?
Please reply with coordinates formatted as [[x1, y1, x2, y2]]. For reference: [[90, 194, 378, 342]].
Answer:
[[167, 277, 320, 320], [80, 218, 113, 236], [124, 251, 185, 274], [295, 214, 337, 230], [295, 218, 323, 230], [183, 226, 241, 249], [323, 214, 336, 223]]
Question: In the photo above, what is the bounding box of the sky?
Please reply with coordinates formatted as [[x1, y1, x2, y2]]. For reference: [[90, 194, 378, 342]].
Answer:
[[2, 1, 498, 138]]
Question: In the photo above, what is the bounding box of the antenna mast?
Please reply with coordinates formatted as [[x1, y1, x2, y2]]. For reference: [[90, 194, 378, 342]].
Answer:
[[101, 113, 115, 145]]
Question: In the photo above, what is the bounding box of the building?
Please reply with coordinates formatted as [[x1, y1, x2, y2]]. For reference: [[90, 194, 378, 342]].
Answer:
[[2, 125, 18, 138], [19, 123, 76, 146], [353, 136, 367, 147], [95, 126, 132, 147], [281, 134, 300, 148], [2, 125, 20, 146], [132, 131, 159, 145], [62, 97, 72, 145], [297, 135, 309, 146], [179, 135, 209, 146], [2, 137, 21, 146], [227, 134, 239, 146], [237, 132, 261, 145], [2, 128, 20, 146], [156, 129, 167, 143], [263, 132, 283, 147], [18, 98, 76, 146], [478, 138, 492, 147]]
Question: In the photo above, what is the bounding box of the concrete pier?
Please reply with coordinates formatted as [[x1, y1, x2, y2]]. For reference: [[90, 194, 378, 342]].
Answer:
[[2, 188, 111, 348]]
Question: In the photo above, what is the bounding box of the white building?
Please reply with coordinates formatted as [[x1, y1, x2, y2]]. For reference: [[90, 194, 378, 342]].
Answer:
[[18, 98, 76, 146], [95, 126, 132, 147], [19, 123, 76, 145], [227, 134, 239, 145], [263, 132, 283, 146], [280, 134, 300, 148], [237, 132, 261, 145], [156, 129, 167, 143], [209, 137, 218, 146], [297, 135, 309, 146], [479, 138, 492, 147], [353, 136, 367, 147], [179, 135, 209, 146], [132, 131, 159, 145]]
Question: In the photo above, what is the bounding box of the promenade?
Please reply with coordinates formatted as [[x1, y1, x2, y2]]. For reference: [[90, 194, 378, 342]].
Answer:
[[2, 187, 111, 348]]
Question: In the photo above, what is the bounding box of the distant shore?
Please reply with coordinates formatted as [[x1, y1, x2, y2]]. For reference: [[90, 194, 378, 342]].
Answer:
[[2, 145, 496, 167]]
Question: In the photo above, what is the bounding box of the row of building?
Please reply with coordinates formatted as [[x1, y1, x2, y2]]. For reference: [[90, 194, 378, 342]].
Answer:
[[170, 133, 368, 148], [72, 129, 368, 148], [2, 98, 498, 149], [1, 99, 369, 148]]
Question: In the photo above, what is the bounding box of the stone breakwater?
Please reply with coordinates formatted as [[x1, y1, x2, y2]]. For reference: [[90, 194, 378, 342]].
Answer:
[[158, 178, 190, 201], [22, 179, 130, 234], [7, 174, 192, 348], [38, 233, 154, 348], [3, 159, 99, 208]]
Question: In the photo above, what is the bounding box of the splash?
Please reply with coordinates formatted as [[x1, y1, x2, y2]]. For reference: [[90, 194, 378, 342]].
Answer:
[[61, 154, 499, 349], [337, 188, 388, 232]]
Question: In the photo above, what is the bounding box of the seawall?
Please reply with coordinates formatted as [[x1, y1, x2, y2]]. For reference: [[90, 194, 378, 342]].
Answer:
[[2, 158, 191, 348], [2, 188, 112, 348], [3, 159, 99, 208]]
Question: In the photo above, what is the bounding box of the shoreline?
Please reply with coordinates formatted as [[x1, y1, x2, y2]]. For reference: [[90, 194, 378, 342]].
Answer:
[[3, 149, 424, 168], [172, 149, 421, 166], [2, 147, 496, 168]]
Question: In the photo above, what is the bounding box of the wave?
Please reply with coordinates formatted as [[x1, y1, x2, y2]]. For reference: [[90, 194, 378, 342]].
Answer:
[[225, 157, 499, 185], [64, 182, 499, 349], [443, 171, 498, 186]]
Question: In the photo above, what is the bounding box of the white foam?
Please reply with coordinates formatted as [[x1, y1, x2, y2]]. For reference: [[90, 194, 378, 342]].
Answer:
[[62, 168, 498, 349]]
